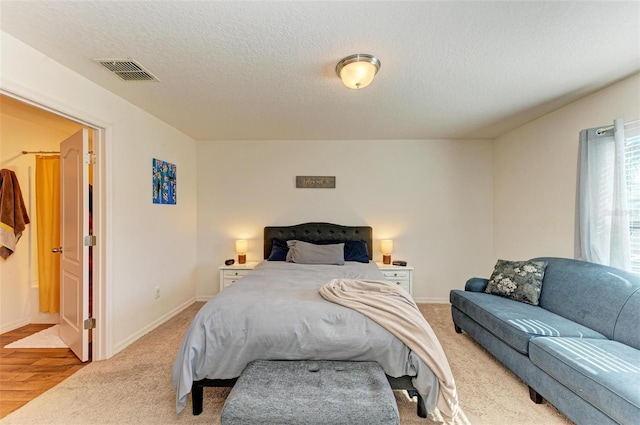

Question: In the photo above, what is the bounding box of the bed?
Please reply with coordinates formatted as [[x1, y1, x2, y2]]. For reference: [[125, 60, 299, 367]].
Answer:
[[172, 222, 447, 419]]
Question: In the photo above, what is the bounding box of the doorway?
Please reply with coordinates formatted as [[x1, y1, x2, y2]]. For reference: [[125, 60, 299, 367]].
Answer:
[[0, 93, 105, 361]]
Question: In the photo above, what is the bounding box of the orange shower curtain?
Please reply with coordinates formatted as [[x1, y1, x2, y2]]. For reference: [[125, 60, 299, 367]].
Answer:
[[36, 155, 60, 313]]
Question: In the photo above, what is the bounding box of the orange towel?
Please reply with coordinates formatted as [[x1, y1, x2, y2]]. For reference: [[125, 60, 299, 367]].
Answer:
[[0, 169, 30, 259]]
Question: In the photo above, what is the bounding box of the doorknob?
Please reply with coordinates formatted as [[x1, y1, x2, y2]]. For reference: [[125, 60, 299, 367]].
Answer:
[[51, 247, 63, 253]]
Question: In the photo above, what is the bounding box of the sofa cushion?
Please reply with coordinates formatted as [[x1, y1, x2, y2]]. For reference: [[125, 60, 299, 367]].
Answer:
[[530, 337, 640, 425], [485, 259, 547, 305], [532, 257, 640, 340], [613, 290, 640, 350], [450, 290, 607, 354]]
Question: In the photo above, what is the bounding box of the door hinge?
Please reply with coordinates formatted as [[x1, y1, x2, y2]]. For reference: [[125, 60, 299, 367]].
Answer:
[[84, 317, 96, 330], [84, 152, 96, 164], [84, 235, 97, 246]]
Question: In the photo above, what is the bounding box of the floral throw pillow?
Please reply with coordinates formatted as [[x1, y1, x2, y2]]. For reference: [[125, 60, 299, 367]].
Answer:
[[484, 260, 547, 306]]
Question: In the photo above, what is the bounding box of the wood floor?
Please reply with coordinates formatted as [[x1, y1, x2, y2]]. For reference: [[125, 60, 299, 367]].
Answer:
[[0, 324, 87, 419]]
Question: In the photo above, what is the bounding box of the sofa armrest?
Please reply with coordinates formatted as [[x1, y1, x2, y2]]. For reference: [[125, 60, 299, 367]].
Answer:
[[465, 277, 489, 292]]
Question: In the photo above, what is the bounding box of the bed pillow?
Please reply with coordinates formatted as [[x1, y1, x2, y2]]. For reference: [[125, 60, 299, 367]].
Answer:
[[267, 238, 289, 261], [315, 240, 369, 263], [343, 240, 369, 263], [286, 240, 345, 265], [269, 239, 369, 262], [484, 259, 547, 305]]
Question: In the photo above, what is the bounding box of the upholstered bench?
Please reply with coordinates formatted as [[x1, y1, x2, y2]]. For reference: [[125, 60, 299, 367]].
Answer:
[[220, 360, 400, 425]]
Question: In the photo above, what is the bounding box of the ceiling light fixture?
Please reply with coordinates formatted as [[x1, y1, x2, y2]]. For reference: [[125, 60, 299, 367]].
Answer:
[[335, 54, 381, 90]]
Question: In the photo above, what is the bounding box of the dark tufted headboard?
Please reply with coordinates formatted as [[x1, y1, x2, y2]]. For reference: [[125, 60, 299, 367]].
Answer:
[[264, 222, 373, 260]]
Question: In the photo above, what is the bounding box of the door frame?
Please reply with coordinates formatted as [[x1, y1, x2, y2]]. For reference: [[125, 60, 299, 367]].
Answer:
[[1, 85, 111, 361]]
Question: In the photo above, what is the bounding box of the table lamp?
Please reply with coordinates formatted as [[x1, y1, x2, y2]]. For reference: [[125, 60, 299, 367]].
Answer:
[[235, 240, 248, 264], [380, 240, 393, 265]]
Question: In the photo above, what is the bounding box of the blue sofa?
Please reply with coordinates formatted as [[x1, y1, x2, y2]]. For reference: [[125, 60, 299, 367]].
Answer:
[[450, 257, 640, 425]]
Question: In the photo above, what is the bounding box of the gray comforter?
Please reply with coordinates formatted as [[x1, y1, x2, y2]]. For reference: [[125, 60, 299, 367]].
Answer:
[[172, 261, 439, 414]]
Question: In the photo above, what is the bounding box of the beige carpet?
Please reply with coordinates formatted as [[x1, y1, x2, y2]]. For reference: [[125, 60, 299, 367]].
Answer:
[[0, 303, 573, 425]]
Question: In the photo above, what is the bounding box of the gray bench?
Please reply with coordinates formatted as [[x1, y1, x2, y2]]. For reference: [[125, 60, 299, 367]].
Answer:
[[221, 360, 400, 425]]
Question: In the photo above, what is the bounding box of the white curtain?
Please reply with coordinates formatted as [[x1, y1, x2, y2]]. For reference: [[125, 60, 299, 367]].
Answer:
[[575, 118, 631, 270]]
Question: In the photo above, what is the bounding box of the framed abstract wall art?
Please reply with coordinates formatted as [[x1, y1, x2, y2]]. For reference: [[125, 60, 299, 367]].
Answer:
[[152, 158, 176, 204]]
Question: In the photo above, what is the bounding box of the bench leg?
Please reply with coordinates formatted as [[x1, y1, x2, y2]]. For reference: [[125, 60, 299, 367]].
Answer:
[[528, 386, 544, 404], [192, 385, 204, 415], [416, 394, 427, 418], [454, 324, 462, 334], [405, 389, 427, 418]]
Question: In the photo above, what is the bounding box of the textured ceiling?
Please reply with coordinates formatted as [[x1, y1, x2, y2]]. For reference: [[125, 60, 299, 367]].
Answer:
[[1, 1, 638, 141]]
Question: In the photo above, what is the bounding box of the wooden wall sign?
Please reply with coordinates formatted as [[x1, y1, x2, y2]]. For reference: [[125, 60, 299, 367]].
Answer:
[[296, 176, 336, 188]]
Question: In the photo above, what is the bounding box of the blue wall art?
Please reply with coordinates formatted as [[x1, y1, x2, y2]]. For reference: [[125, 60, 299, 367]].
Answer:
[[152, 158, 176, 204]]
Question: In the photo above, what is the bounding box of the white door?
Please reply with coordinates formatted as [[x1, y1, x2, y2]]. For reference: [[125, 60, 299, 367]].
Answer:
[[58, 128, 90, 362]]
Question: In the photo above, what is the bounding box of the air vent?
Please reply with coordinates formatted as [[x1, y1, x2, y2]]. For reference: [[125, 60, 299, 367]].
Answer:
[[92, 59, 159, 82]]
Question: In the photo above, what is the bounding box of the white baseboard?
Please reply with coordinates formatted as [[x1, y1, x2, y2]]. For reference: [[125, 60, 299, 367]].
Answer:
[[412, 297, 450, 304], [109, 295, 449, 355], [198, 294, 443, 304], [196, 295, 213, 302], [0, 317, 30, 334], [113, 297, 196, 354]]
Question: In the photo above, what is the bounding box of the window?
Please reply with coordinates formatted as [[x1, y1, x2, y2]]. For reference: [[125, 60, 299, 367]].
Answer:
[[625, 124, 640, 272], [576, 118, 639, 271]]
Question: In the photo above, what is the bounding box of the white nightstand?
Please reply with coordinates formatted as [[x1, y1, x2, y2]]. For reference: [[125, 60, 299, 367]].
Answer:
[[376, 262, 414, 295], [219, 262, 258, 292]]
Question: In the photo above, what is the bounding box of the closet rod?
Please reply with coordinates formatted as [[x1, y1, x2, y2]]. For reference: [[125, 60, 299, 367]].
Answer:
[[595, 119, 640, 135], [22, 150, 60, 154]]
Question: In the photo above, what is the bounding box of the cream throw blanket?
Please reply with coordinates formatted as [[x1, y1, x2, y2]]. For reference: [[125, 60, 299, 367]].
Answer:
[[319, 278, 459, 424]]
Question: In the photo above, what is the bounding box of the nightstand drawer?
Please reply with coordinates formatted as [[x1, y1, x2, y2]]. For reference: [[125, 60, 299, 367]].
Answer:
[[223, 278, 242, 288], [376, 263, 413, 296], [381, 270, 410, 280], [219, 262, 259, 292], [389, 280, 411, 293], [223, 269, 251, 278]]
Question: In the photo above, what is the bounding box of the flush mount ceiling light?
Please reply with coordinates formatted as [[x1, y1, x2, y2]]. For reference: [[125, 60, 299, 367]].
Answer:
[[335, 54, 381, 89]]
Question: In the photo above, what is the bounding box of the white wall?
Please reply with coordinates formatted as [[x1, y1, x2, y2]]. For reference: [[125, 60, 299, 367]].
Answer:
[[494, 73, 640, 260], [1, 31, 198, 357], [196, 139, 494, 302]]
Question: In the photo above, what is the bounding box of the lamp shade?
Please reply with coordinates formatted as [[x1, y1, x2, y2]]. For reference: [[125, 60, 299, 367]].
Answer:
[[235, 240, 248, 254], [380, 240, 394, 255], [380, 239, 393, 265], [336, 54, 381, 89]]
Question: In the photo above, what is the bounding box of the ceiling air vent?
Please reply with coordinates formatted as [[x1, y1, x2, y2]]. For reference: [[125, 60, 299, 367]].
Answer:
[[92, 59, 159, 82]]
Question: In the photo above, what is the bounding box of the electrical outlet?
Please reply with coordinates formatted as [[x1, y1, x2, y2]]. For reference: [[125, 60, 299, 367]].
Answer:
[[154, 286, 160, 299]]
